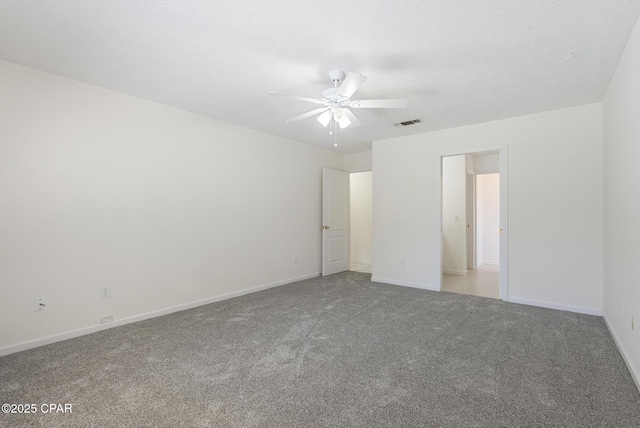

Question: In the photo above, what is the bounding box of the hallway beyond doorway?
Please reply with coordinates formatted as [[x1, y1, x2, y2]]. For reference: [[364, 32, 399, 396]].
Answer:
[[350, 261, 372, 273], [443, 264, 499, 299]]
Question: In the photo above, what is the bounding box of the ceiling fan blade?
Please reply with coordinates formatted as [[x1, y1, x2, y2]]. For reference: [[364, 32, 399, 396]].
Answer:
[[336, 72, 367, 98], [342, 108, 361, 128], [268, 92, 326, 105], [285, 107, 329, 123], [350, 99, 408, 108]]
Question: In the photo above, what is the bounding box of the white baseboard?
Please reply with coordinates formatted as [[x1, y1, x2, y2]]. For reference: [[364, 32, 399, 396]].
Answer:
[[0, 272, 320, 357], [443, 269, 467, 276], [506, 296, 602, 316], [350, 259, 372, 266], [482, 260, 499, 266], [603, 314, 640, 393], [371, 276, 439, 292]]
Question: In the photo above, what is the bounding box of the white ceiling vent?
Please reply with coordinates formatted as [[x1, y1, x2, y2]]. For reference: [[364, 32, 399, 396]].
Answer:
[[394, 119, 422, 127]]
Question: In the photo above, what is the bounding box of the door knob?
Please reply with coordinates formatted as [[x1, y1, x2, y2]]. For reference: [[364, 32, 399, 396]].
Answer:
[[323, 225, 330, 230]]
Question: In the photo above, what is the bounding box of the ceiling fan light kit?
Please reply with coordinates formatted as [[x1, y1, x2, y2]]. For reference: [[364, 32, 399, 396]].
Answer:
[[317, 111, 332, 127], [271, 69, 408, 147]]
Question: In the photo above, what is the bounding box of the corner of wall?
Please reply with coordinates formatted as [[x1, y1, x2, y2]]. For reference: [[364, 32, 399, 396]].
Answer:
[[343, 150, 372, 172], [603, 312, 640, 391]]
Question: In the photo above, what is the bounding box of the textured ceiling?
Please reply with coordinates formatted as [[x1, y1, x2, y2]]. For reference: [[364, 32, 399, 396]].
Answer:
[[1, 1, 639, 153]]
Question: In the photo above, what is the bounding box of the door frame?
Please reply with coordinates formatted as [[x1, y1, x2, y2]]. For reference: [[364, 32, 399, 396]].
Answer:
[[347, 170, 373, 272], [437, 146, 508, 300]]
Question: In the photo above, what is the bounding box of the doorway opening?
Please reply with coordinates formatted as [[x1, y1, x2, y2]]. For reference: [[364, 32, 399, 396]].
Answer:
[[440, 151, 505, 299], [349, 171, 372, 273], [321, 168, 372, 276]]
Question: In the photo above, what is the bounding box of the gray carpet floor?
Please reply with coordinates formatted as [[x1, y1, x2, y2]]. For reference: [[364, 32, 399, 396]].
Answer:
[[1, 271, 639, 427]]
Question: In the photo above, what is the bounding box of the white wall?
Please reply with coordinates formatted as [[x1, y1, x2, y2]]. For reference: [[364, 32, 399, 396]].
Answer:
[[602, 14, 640, 388], [474, 153, 500, 174], [0, 61, 343, 354], [372, 103, 603, 314], [465, 153, 475, 171], [477, 174, 500, 265], [349, 172, 372, 266], [343, 150, 372, 172], [442, 155, 467, 274]]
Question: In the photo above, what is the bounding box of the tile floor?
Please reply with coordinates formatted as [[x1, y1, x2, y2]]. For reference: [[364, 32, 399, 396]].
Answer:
[[350, 261, 372, 274], [443, 264, 499, 299], [350, 262, 498, 299]]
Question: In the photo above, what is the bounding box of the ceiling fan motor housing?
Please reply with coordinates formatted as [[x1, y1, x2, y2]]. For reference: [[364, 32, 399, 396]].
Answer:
[[322, 87, 348, 107], [328, 69, 345, 85]]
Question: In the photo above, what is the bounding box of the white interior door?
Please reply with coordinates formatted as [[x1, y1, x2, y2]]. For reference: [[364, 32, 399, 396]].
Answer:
[[322, 168, 350, 276], [466, 171, 476, 269]]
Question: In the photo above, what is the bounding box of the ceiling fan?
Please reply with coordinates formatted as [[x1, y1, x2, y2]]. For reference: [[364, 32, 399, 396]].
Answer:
[[270, 70, 408, 133]]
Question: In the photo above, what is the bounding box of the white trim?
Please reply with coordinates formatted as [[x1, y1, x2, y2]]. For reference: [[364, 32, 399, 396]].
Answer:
[[443, 269, 467, 276], [506, 296, 602, 316], [482, 260, 500, 266], [603, 314, 640, 392], [371, 276, 439, 291], [0, 272, 320, 357]]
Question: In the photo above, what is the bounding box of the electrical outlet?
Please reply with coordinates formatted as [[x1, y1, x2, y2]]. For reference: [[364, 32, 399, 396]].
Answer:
[[101, 287, 111, 298], [34, 297, 46, 312], [100, 315, 113, 324], [632, 315, 635, 331], [401, 259, 406, 267], [293, 256, 298, 264]]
